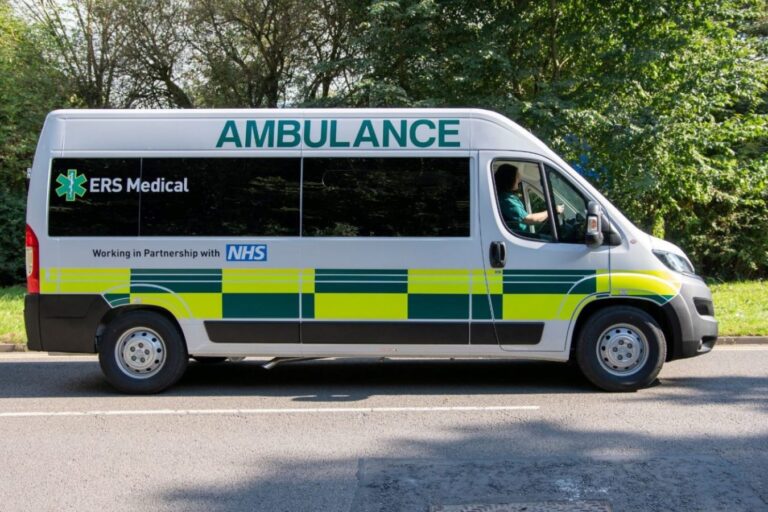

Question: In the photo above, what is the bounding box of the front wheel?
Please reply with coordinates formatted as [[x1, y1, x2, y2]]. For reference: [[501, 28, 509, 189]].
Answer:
[[575, 306, 666, 392], [99, 310, 188, 394]]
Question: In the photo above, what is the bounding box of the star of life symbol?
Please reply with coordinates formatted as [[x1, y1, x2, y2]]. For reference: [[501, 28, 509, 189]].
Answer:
[[55, 169, 87, 202]]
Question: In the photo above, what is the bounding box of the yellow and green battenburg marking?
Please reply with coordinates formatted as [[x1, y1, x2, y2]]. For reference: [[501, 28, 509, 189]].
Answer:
[[39, 267, 679, 321]]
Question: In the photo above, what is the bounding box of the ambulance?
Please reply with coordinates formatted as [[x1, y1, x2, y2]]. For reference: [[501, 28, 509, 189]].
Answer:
[[24, 109, 718, 393]]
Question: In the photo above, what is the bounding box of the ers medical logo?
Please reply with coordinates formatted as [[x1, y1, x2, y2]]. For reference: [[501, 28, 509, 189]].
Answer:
[[226, 244, 267, 262]]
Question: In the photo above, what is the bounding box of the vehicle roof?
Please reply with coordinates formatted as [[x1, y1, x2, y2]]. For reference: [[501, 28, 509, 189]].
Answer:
[[48, 107, 513, 120], [42, 108, 554, 155]]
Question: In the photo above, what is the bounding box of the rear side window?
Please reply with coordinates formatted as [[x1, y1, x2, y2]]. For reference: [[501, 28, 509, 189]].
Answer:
[[48, 156, 466, 237], [47, 157, 301, 237], [140, 158, 300, 236], [48, 158, 140, 236], [302, 157, 470, 237]]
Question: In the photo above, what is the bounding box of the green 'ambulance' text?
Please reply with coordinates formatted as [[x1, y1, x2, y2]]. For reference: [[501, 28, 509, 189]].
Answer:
[[215, 119, 461, 149]]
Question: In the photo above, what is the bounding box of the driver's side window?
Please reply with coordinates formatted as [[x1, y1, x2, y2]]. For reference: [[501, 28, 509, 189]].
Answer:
[[492, 160, 555, 241]]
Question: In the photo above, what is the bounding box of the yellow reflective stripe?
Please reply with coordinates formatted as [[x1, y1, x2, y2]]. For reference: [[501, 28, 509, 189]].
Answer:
[[407, 269, 470, 294], [610, 271, 680, 297], [469, 269, 486, 294], [39, 267, 683, 324], [222, 268, 300, 293], [502, 294, 565, 321], [40, 268, 59, 293], [501, 294, 590, 321], [556, 294, 590, 320], [177, 293, 222, 319], [128, 292, 190, 319], [484, 269, 504, 294], [301, 268, 315, 293], [314, 293, 408, 320], [595, 269, 610, 293], [56, 268, 131, 293]]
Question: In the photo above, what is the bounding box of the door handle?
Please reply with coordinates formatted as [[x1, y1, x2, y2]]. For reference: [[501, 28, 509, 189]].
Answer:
[[490, 241, 506, 268]]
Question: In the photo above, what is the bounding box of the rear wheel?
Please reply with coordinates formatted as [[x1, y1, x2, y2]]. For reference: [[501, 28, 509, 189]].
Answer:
[[98, 311, 188, 394], [576, 306, 666, 392]]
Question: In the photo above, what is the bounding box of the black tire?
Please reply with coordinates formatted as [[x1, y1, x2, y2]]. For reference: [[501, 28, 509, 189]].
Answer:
[[192, 356, 228, 364], [98, 310, 188, 394], [575, 306, 666, 392]]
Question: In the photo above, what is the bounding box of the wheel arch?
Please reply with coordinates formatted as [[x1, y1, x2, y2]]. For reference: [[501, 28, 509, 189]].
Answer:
[[570, 297, 681, 362], [95, 305, 186, 353]]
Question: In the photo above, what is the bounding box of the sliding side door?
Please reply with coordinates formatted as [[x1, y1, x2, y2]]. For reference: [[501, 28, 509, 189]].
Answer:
[[299, 154, 484, 351]]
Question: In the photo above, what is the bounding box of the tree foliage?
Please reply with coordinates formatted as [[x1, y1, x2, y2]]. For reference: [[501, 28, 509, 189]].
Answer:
[[0, 0, 68, 283], [1, 0, 66, 188], [348, 0, 768, 279], [1, 0, 766, 281]]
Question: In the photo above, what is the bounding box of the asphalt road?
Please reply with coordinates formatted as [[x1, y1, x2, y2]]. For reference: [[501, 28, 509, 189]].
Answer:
[[0, 347, 766, 512]]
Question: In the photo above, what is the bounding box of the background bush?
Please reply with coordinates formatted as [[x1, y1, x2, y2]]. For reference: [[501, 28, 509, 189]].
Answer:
[[0, 189, 25, 286]]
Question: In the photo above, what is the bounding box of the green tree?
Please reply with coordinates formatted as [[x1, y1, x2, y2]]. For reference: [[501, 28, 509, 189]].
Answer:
[[0, 0, 68, 283], [348, 0, 768, 279], [118, 0, 195, 108], [21, 0, 131, 108]]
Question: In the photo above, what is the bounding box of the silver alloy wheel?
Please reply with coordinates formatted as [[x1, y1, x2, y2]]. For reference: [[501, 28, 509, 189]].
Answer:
[[114, 327, 167, 379], [596, 323, 650, 376]]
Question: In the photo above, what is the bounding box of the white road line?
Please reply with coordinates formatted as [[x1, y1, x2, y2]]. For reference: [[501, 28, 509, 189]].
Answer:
[[0, 405, 539, 418]]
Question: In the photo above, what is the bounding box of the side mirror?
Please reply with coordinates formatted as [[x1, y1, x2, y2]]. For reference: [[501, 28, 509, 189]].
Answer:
[[585, 201, 604, 248]]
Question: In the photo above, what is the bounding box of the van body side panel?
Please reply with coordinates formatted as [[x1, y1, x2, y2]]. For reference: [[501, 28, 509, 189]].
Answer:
[[24, 109, 715, 364]]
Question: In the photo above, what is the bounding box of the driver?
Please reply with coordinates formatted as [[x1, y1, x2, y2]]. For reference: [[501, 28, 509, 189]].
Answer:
[[495, 163, 563, 233]]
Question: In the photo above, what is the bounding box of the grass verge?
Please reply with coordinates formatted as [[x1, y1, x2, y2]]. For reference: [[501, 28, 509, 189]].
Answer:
[[0, 286, 25, 343], [710, 280, 767, 336], [0, 281, 765, 344]]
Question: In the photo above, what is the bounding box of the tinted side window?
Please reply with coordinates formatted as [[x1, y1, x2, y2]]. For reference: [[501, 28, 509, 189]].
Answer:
[[48, 158, 140, 236], [302, 158, 469, 237], [140, 158, 300, 236]]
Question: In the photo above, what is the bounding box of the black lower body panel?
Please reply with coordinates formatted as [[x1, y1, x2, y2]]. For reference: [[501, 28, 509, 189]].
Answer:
[[471, 322, 544, 345], [303, 321, 468, 344], [24, 294, 43, 351], [204, 320, 544, 345], [205, 321, 300, 343], [25, 294, 110, 353]]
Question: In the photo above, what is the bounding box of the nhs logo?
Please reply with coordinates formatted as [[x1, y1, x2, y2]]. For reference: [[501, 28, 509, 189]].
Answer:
[[226, 244, 267, 262]]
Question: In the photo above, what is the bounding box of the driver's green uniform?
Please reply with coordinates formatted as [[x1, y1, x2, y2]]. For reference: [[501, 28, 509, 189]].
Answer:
[[500, 192, 528, 232]]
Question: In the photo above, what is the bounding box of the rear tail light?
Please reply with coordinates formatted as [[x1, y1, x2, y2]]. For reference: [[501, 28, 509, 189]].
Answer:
[[25, 224, 39, 293]]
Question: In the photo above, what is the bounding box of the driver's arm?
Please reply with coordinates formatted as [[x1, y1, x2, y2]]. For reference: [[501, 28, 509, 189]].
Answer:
[[523, 204, 564, 225], [523, 210, 548, 224]]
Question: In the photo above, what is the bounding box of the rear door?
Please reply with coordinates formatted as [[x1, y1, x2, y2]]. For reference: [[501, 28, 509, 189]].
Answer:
[[478, 152, 610, 352]]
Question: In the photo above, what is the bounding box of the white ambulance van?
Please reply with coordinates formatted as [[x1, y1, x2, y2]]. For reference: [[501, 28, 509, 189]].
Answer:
[[24, 109, 717, 393]]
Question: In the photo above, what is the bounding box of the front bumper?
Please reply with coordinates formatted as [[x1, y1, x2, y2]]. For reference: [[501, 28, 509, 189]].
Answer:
[[662, 275, 718, 361], [25, 294, 110, 353]]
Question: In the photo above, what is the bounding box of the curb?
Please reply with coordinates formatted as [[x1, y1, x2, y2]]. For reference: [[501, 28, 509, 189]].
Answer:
[[717, 336, 768, 345]]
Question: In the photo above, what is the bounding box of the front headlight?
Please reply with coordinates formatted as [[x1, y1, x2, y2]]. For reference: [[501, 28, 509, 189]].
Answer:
[[653, 250, 695, 274]]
